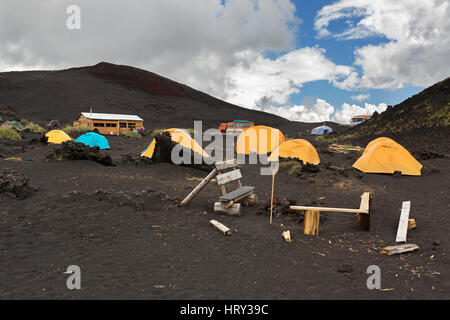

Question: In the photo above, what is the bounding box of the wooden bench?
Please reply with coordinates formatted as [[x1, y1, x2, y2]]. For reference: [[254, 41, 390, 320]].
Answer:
[[290, 192, 371, 235], [214, 159, 256, 216]]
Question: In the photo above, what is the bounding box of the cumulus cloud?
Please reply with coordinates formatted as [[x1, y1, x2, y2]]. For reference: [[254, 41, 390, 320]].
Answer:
[[0, 0, 299, 97], [225, 47, 355, 107], [315, 0, 450, 89], [333, 102, 387, 124], [251, 97, 387, 124], [254, 98, 335, 122], [0, 0, 358, 108], [351, 93, 370, 102]]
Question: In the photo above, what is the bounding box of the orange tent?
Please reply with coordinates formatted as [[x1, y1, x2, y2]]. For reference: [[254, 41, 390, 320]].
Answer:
[[236, 126, 285, 155], [268, 139, 320, 165], [353, 137, 422, 176]]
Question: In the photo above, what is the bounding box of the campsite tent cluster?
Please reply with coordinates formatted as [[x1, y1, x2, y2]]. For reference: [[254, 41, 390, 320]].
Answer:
[[46, 127, 422, 176], [46, 130, 110, 150], [139, 126, 421, 176]]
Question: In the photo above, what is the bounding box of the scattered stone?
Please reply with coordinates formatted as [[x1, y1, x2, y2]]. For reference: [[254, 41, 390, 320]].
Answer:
[[338, 265, 353, 273], [0, 169, 36, 199], [433, 240, 441, 246], [46, 141, 113, 166]]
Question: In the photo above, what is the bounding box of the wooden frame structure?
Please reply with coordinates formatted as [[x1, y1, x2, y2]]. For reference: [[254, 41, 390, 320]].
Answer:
[[290, 192, 372, 235]]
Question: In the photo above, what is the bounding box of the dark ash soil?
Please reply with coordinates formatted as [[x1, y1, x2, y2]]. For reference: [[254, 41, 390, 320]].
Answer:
[[1, 133, 448, 299]]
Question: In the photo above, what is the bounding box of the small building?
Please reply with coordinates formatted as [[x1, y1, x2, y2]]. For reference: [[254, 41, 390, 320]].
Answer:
[[75, 112, 144, 136], [350, 115, 371, 126]]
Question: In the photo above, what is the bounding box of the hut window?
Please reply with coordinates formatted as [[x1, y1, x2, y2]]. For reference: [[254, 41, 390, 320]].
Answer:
[[106, 123, 117, 127], [94, 123, 105, 127], [120, 122, 127, 128], [128, 123, 136, 129]]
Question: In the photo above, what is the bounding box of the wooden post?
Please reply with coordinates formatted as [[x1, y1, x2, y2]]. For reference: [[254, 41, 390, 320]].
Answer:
[[304, 210, 320, 235], [180, 168, 218, 206], [270, 173, 275, 224], [357, 192, 371, 231]]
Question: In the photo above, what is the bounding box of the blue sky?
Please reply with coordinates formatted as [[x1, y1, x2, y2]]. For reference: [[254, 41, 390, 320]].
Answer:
[[267, 0, 424, 109]]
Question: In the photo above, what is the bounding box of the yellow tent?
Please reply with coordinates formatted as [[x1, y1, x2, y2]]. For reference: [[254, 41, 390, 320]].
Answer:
[[45, 130, 72, 144], [353, 137, 422, 176], [236, 126, 285, 155], [141, 138, 156, 158], [268, 139, 320, 165], [141, 129, 209, 159]]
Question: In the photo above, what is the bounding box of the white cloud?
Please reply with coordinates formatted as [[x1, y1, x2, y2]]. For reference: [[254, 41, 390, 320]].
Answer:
[[333, 102, 387, 124], [250, 97, 387, 124], [351, 93, 370, 102], [224, 47, 355, 107], [315, 0, 450, 89], [0, 0, 360, 110], [255, 98, 335, 122]]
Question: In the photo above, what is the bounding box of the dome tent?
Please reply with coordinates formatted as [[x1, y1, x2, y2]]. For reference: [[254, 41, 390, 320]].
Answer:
[[236, 126, 285, 155], [45, 130, 72, 144], [74, 132, 110, 150], [311, 125, 332, 135], [268, 139, 320, 165], [141, 139, 156, 158], [141, 128, 209, 159], [352, 137, 422, 176]]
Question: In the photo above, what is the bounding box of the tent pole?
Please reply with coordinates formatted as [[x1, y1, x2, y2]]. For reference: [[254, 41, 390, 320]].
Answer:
[[270, 173, 275, 224]]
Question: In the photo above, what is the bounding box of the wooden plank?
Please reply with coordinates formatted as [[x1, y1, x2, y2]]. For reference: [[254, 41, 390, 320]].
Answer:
[[381, 243, 419, 255], [290, 205, 368, 214], [210, 220, 232, 235], [357, 192, 371, 231], [218, 186, 254, 202], [304, 210, 320, 235], [214, 202, 241, 216], [180, 168, 218, 206], [216, 169, 242, 185], [215, 159, 238, 171], [396, 201, 411, 243]]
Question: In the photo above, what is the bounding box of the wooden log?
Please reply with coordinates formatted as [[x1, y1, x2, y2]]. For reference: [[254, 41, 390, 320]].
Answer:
[[243, 193, 258, 206], [215, 159, 238, 171], [180, 168, 218, 206], [282, 230, 292, 243], [396, 201, 411, 242], [357, 192, 371, 231], [381, 244, 419, 256], [304, 210, 320, 236], [210, 220, 232, 235], [408, 219, 416, 230], [216, 169, 242, 185], [214, 202, 241, 216], [290, 206, 368, 214]]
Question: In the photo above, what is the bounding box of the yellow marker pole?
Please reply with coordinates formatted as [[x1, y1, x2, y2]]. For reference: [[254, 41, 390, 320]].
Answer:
[[270, 173, 275, 224]]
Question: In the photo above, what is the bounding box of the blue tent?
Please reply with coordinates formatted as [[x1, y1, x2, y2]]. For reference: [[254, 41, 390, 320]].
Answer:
[[311, 125, 333, 135], [75, 132, 110, 150]]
